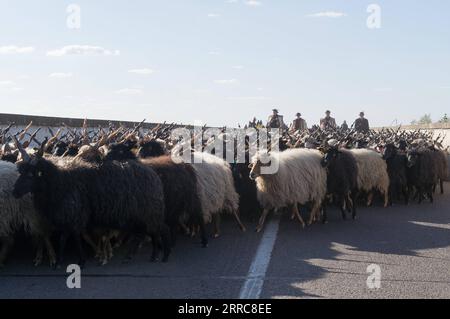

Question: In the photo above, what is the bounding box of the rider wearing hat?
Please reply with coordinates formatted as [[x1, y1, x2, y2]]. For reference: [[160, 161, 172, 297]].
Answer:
[[354, 112, 370, 133], [267, 108, 286, 129], [290, 112, 308, 132], [320, 110, 337, 130]]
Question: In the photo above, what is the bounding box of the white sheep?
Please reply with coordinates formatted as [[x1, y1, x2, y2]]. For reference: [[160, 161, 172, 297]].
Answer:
[[249, 148, 327, 232], [347, 149, 389, 207], [0, 160, 56, 267], [190, 152, 246, 237]]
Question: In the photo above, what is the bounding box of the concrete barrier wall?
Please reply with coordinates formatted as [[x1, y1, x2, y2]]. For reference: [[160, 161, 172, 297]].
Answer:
[[0, 113, 159, 129], [375, 124, 450, 148], [0, 113, 182, 148], [1, 126, 98, 148], [431, 129, 450, 149]]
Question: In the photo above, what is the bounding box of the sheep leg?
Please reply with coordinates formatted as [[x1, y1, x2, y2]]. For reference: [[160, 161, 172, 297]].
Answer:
[[32, 237, 44, 267], [160, 225, 172, 263], [56, 232, 69, 268], [366, 192, 374, 207], [179, 222, 190, 236], [256, 208, 270, 233], [123, 235, 141, 263], [402, 186, 409, 205], [99, 235, 110, 266], [344, 195, 354, 219], [340, 196, 347, 220], [74, 234, 86, 268], [44, 236, 57, 268], [388, 185, 394, 206], [0, 236, 14, 267], [291, 204, 306, 228], [350, 192, 357, 220], [383, 190, 389, 208], [428, 188, 434, 203], [170, 225, 177, 248], [212, 214, 221, 238], [107, 236, 114, 259], [113, 232, 126, 249], [321, 203, 328, 224], [290, 210, 296, 220], [417, 187, 423, 204], [414, 188, 420, 202], [346, 194, 353, 213], [95, 236, 103, 261], [82, 232, 100, 256], [232, 209, 247, 232], [193, 225, 201, 237], [189, 225, 197, 238], [199, 222, 208, 248], [150, 234, 160, 262], [308, 202, 321, 226]]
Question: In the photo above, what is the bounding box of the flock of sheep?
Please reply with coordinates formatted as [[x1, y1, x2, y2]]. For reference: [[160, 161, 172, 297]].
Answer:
[[0, 121, 448, 268]]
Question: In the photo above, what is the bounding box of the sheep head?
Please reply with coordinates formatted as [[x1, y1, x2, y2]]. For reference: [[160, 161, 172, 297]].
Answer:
[[104, 141, 137, 162], [75, 145, 104, 163], [382, 143, 398, 160], [248, 151, 273, 180], [321, 146, 340, 168]]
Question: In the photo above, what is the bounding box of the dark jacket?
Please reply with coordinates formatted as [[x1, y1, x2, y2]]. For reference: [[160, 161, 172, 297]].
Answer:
[[355, 117, 369, 133]]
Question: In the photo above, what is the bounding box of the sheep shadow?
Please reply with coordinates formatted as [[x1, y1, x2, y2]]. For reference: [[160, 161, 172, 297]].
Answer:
[[261, 183, 450, 298]]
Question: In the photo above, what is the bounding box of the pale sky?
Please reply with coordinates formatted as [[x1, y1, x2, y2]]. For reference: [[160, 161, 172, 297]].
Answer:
[[0, 0, 449, 127]]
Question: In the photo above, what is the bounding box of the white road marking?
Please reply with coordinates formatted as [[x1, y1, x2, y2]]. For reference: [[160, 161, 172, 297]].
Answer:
[[239, 219, 280, 299]]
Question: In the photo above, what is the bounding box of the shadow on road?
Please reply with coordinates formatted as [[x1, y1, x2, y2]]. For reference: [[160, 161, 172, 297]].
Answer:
[[263, 183, 450, 299]]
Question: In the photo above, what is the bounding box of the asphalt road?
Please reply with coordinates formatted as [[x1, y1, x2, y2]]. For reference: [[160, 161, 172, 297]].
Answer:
[[1, 183, 449, 299]]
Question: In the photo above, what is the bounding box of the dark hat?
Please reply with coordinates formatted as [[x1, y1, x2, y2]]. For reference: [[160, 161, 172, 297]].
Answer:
[[325, 110, 331, 114], [272, 108, 279, 113], [296, 112, 301, 117]]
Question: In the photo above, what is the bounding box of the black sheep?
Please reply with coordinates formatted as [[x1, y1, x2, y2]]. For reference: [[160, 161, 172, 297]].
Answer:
[[230, 162, 261, 222], [382, 143, 409, 205], [13, 148, 169, 266], [428, 147, 447, 195], [105, 143, 207, 247], [407, 149, 438, 203], [143, 156, 207, 247], [1, 152, 18, 163], [53, 141, 69, 157], [138, 140, 167, 158], [321, 147, 358, 221]]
